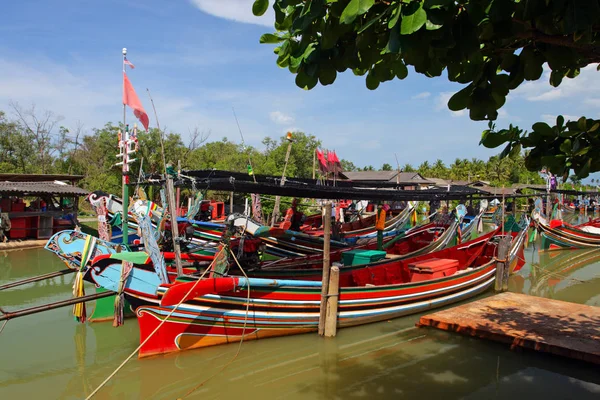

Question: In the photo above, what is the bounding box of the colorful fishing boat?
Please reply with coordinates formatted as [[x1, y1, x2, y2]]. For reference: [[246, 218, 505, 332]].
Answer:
[[86, 216, 528, 357], [533, 210, 600, 250]]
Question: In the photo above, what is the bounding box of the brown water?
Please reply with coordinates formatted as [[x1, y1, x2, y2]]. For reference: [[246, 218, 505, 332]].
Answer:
[[0, 243, 599, 400]]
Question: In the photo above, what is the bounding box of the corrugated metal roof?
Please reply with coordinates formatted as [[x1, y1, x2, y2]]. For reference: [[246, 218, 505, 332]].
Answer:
[[343, 171, 431, 184], [0, 181, 89, 196], [0, 173, 84, 182]]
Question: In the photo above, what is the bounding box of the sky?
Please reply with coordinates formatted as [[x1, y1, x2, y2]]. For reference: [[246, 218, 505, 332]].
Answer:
[[1, 0, 600, 175]]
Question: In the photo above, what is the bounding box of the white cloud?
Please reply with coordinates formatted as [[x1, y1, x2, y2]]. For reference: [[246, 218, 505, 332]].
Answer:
[[541, 114, 581, 125], [269, 110, 294, 124], [526, 89, 563, 102], [513, 64, 600, 105], [189, 0, 275, 27], [412, 91, 430, 100], [435, 92, 466, 117]]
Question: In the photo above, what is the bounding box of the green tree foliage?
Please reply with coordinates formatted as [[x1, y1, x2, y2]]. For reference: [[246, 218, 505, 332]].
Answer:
[[402, 163, 415, 172], [0, 107, 545, 196], [253, 0, 600, 178]]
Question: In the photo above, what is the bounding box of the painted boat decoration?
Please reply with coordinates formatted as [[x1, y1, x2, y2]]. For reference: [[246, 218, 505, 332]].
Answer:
[[86, 217, 528, 357], [45, 230, 129, 270]]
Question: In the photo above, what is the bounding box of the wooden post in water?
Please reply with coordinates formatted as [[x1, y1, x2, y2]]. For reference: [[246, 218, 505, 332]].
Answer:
[[324, 266, 340, 337], [494, 235, 510, 292], [318, 201, 332, 336], [166, 173, 183, 276]]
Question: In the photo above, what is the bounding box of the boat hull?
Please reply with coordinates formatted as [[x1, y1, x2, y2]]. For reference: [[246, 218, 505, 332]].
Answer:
[[135, 264, 496, 357]]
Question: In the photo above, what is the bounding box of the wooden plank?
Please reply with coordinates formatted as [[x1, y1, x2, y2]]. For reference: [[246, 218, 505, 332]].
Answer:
[[418, 292, 600, 364]]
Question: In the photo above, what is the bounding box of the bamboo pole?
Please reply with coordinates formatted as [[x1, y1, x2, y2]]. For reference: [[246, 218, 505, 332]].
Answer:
[[176, 160, 181, 217], [318, 201, 332, 336], [0, 291, 114, 321], [166, 173, 183, 276], [272, 134, 294, 226], [312, 147, 316, 180], [324, 266, 339, 337], [0, 268, 75, 291]]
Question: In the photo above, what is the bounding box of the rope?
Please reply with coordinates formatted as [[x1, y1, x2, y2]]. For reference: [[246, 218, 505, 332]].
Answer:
[[85, 248, 222, 400], [528, 262, 588, 284], [177, 248, 251, 400], [0, 320, 7, 335]]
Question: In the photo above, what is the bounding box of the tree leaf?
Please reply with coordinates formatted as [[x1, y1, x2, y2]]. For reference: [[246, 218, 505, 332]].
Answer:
[[260, 33, 285, 44], [448, 86, 471, 111], [425, 19, 443, 30], [532, 122, 554, 137], [252, 0, 269, 16], [366, 71, 380, 90], [340, 0, 375, 25], [401, 4, 427, 35], [319, 63, 337, 85], [559, 138, 572, 153]]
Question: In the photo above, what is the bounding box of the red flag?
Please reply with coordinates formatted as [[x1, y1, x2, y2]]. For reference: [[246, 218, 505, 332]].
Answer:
[[328, 150, 342, 174], [123, 57, 135, 69], [123, 72, 149, 131], [316, 148, 329, 173]]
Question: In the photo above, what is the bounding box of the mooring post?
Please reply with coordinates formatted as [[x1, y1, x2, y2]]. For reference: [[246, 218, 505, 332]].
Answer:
[[495, 235, 510, 292], [502, 236, 512, 291], [324, 266, 340, 337], [318, 201, 332, 336]]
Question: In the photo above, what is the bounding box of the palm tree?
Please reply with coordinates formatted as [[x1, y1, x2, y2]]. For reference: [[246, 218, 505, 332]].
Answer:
[[417, 161, 431, 177], [431, 159, 447, 179], [402, 163, 415, 172]]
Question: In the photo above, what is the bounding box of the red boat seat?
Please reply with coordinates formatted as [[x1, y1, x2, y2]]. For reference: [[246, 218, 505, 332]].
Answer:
[[408, 258, 459, 283]]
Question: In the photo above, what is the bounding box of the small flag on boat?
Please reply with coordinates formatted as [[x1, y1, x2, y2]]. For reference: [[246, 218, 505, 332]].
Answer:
[[247, 164, 254, 176], [124, 56, 135, 69], [123, 71, 150, 131]]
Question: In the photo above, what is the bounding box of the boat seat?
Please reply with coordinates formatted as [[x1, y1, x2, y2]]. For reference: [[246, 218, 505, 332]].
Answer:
[[384, 254, 402, 259]]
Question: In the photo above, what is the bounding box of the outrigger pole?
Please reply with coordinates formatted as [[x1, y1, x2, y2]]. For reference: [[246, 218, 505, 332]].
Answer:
[[0, 291, 114, 322]]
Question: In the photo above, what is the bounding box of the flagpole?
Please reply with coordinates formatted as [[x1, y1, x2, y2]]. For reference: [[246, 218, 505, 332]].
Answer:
[[121, 47, 129, 245]]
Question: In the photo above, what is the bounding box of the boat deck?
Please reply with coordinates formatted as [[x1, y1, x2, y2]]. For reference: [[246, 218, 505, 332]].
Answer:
[[417, 292, 600, 364]]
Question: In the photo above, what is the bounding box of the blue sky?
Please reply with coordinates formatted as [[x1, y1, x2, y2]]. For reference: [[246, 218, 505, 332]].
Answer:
[[1, 0, 599, 174]]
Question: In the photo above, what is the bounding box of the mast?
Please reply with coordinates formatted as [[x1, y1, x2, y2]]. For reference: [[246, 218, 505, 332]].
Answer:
[[121, 48, 129, 244]]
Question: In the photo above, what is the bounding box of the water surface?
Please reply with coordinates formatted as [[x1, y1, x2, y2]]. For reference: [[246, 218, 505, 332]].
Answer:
[[0, 241, 598, 399]]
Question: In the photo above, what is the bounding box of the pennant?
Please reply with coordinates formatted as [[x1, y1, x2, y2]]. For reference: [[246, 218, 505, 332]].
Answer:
[[247, 164, 254, 176], [316, 148, 329, 174], [124, 57, 135, 69], [123, 72, 150, 131]]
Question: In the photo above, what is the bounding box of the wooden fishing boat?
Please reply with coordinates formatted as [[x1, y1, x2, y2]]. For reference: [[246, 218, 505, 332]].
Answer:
[[86, 217, 528, 357], [298, 203, 415, 238], [533, 210, 600, 250]]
